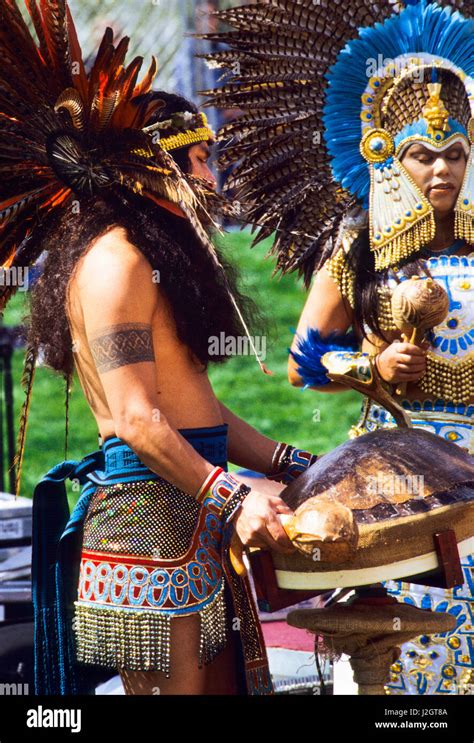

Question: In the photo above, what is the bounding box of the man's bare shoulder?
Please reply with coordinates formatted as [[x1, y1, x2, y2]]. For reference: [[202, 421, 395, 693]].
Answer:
[[72, 225, 159, 300], [76, 226, 146, 275]]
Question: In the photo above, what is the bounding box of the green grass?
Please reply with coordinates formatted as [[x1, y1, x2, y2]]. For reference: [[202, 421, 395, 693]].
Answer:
[[2, 229, 361, 500]]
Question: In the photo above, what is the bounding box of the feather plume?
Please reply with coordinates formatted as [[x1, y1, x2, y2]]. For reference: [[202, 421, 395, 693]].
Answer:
[[40, 0, 70, 86], [133, 55, 158, 98], [65, 4, 87, 100], [25, 0, 53, 69], [11, 343, 38, 498]]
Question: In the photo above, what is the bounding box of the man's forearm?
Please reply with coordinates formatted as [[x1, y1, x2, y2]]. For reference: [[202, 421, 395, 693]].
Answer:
[[218, 401, 277, 474], [116, 412, 216, 496]]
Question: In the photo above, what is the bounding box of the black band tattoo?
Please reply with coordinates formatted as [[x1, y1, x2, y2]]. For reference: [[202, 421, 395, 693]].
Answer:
[[90, 323, 155, 373]]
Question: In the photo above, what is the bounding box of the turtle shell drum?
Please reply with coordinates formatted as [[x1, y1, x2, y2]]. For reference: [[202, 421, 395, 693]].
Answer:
[[273, 428, 474, 590]]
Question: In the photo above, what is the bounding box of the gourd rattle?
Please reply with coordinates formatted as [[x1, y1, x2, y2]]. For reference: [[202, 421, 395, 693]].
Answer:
[[390, 276, 449, 396]]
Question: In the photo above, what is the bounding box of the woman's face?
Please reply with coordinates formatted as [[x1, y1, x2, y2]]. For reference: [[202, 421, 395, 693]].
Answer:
[[188, 141, 217, 190], [400, 141, 467, 216]]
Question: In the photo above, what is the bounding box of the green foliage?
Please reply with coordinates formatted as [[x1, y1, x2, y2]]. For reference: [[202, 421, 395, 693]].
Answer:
[[210, 230, 361, 467]]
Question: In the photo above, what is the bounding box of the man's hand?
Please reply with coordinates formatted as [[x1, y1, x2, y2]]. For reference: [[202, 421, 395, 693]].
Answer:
[[233, 486, 295, 554], [376, 340, 429, 384], [235, 475, 286, 498]]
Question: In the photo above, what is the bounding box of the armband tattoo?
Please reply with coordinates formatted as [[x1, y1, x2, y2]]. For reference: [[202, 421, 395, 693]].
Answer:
[[90, 322, 155, 373]]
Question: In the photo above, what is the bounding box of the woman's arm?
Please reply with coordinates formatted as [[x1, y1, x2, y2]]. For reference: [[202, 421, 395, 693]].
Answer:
[[288, 264, 357, 392]]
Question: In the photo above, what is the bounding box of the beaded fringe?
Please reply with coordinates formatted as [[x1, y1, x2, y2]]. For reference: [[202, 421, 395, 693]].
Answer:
[[418, 353, 474, 404], [373, 213, 436, 271], [455, 209, 474, 245], [325, 248, 356, 309], [73, 583, 227, 677]]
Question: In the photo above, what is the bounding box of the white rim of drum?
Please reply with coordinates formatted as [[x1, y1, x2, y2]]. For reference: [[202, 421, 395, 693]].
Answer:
[[275, 536, 474, 590]]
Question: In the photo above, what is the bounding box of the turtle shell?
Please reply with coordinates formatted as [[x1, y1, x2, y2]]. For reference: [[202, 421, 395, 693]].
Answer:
[[273, 428, 474, 589]]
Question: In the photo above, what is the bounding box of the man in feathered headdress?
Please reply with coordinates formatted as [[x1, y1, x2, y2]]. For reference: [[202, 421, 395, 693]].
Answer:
[[0, 1, 322, 695]]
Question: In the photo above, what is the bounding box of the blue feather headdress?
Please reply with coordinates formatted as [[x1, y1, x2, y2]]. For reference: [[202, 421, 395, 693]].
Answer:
[[199, 0, 474, 281], [324, 0, 474, 269]]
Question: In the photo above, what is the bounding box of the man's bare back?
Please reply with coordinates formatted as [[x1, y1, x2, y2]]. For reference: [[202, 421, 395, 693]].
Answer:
[[66, 225, 224, 440]]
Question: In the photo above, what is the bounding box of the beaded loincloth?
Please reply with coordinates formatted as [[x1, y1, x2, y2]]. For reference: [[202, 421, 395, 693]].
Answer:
[[71, 429, 272, 692], [74, 478, 227, 675]]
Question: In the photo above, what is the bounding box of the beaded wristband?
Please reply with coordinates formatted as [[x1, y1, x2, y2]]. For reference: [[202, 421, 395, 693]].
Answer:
[[196, 467, 251, 522], [221, 483, 252, 524], [195, 466, 224, 505], [267, 442, 318, 485]]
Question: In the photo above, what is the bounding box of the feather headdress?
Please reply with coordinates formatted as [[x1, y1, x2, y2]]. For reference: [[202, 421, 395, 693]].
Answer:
[[197, 0, 474, 279], [0, 0, 256, 496]]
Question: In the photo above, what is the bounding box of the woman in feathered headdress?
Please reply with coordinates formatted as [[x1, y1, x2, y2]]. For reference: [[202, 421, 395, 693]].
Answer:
[[199, 0, 474, 695]]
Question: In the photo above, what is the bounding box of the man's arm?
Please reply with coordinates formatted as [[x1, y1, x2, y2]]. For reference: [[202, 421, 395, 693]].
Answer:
[[78, 236, 215, 495], [218, 401, 277, 474], [77, 231, 293, 554]]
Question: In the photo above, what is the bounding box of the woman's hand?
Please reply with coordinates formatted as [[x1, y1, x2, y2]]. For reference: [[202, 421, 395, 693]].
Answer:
[[375, 340, 429, 384]]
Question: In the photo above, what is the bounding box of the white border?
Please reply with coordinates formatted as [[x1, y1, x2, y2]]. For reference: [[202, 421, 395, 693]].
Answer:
[[275, 536, 474, 589]]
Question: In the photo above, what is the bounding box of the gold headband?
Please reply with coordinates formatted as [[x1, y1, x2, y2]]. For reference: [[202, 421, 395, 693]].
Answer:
[[158, 113, 215, 152], [132, 112, 215, 160], [159, 125, 215, 152]]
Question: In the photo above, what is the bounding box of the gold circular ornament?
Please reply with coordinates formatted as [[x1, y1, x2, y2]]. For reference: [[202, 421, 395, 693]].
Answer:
[[468, 118, 474, 144], [360, 128, 395, 163]]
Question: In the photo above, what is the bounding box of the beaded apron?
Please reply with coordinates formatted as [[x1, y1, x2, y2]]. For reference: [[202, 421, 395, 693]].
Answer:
[[72, 425, 272, 694]]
